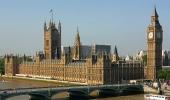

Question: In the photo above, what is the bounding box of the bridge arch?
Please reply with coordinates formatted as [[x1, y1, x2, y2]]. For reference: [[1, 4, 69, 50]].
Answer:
[[120, 85, 143, 91], [89, 88, 119, 98], [50, 90, 69, 99], [1, 90, 50, 100], [119, 85, 144, 95], [50, 89, 89, 99], [28, 93, 49, 100], [3, 94, 29, 100]]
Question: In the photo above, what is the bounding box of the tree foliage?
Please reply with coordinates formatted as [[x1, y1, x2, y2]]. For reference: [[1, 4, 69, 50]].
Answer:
[[158, 69, 170, 80], [0, 58, 4, 75], [166, 70, 170, 80], [142, 55, 147, 66]]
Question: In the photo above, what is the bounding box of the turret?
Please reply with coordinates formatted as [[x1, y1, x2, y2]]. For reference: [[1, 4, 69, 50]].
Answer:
[[72, 27, 82, 60], [44, 20, 61, 59], [35, 52, 44, 63], [68, 46, 72, 62], [58, 20, 61, 35], [112, 45, 119, 63], [44, 21, 47, 31], [5, 54, 19, 76]]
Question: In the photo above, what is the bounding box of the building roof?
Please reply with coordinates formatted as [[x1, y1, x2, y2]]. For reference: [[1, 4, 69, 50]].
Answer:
[[152, 6, 159, 17]]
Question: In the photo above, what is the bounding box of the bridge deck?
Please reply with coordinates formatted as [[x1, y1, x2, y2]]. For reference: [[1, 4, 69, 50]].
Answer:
[[0, 84, 143, 100]]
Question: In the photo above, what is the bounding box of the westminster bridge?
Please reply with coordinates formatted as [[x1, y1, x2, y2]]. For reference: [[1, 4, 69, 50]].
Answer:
[[0, 84, 144, 100]]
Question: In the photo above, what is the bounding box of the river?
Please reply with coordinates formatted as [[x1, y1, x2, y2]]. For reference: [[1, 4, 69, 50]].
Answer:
[[0, 77, 144, 100]]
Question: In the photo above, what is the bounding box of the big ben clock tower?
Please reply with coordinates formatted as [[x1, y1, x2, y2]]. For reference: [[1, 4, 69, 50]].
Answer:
[[147, 7, 163, 80]]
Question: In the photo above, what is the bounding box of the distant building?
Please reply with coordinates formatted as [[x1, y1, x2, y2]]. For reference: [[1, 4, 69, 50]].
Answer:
[[135, 50, 147, 61], [125, 55, 133, 61], [167, 51, 170, 65], [162, 50, 170, 66]]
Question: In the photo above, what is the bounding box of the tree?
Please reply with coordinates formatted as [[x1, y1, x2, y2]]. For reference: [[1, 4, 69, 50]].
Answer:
[[0, 58, 4, 75], [158, 69, 170, 80], [142, 55, 147, 66], [166, 70, 170, 80], [158, 70, 166, 79]]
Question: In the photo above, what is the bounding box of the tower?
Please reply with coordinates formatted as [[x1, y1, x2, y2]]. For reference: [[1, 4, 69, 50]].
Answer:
[[5, 55, 19, 76], [146, 7, 163, 80], [112, 45, 119, 63], [44, 21, 61, 59], [72, 27, 81, 60]]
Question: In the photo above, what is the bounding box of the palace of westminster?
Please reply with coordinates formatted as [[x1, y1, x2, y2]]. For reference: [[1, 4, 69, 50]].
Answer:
[[4, 7, 165, 85]]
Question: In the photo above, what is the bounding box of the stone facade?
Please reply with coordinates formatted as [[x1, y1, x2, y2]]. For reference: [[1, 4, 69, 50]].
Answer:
[[72, 27, 82, 60], [5, 54, 143, 85], [146, 7, 163, 80], [44, 21, 61, 59], [5, 20, 144, 85], [5, 55, 19, 76], [112, 61, 144, 83]]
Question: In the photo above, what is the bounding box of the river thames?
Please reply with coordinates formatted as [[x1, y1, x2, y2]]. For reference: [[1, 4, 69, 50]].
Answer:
[[0, 77, 144, 100]]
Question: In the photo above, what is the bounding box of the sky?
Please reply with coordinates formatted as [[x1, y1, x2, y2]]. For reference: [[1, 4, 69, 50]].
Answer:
[[0, 0, 170, 56]]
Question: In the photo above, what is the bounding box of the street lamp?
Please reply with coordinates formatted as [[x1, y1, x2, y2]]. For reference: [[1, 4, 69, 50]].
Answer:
[[118, 63, 119, 89]]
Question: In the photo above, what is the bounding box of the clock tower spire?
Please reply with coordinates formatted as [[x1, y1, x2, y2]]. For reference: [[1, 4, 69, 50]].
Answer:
[[146, 6, 163, 80]]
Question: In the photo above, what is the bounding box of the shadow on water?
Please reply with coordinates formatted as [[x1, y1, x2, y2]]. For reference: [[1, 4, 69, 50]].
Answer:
[[52, 97, 88, 100], [7, 93, 143, 100], [52, 94, 144, 100]]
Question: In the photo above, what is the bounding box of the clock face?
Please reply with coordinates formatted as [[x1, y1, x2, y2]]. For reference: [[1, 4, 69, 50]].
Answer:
[[148, 32, 153, 39], [157, 32, 161, 38]]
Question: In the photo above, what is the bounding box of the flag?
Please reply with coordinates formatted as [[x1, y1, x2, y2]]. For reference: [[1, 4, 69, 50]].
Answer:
[[50, 9, 52, 13]]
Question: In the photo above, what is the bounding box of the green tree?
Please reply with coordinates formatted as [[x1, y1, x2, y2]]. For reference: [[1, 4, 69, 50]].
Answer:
[[158, 69, 170, 80], [158, 70, 166, 79], [142, 55, 147, 66], [0, 58, 4, 75], [166, 73, 170, 80], [166, 70, 170, 80]]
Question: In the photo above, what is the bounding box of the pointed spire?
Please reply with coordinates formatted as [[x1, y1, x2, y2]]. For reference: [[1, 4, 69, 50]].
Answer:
[[68, 46, 71, 54], [73, 26, 81, 60], [152, 5, 158, 17], [76, 26, 80, 42], [114, 45, 118, 55], [58, 20, 61, 26], [150, 5, 160, 26], [77, 26, 79, 34], [112, 45, 119, 63], [44, 21, 47, 31], [58, 20, 61, 34], [49, 20, 52, 27], [23, 54, 26, 61]]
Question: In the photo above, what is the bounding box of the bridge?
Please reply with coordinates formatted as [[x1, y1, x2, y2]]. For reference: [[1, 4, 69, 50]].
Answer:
[[0, 84, 144, 100]]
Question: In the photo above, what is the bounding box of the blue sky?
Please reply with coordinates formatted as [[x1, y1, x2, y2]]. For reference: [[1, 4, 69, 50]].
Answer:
[[0, 0, 170, 56]]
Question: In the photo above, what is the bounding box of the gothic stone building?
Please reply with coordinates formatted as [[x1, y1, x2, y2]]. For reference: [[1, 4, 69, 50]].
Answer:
[[5, 19, 144, 85]]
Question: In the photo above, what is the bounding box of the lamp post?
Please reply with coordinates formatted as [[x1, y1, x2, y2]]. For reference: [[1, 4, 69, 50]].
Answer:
[[122, 63, 123, 84], [118, 63, 119, 89]]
